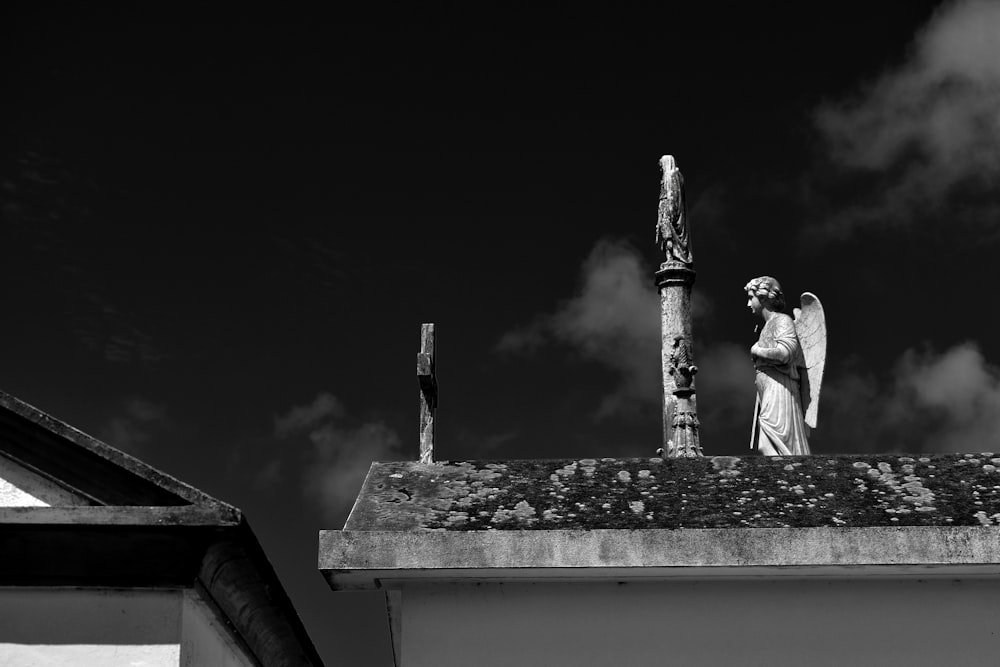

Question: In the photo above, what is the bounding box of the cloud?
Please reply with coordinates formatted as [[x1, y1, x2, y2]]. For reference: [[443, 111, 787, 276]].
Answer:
[[812, 0, 1000, 238], [818, 342, 1000, 454], [687, 341, 1000, 455], [889, 343, 1000, 451], [99, 397, 167, 456], [274, 393, 405, 523], [498, 238, 715, 419], [813, 360, 889, 453], [695, 342, 754, 431], [498, 239, 661, 418], [274, 392, 345, 437]]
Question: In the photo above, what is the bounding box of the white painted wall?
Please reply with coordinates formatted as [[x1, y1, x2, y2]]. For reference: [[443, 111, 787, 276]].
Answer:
[[398, 577, 1000, 667], [0, 588, 256, 667], [0, 588, 181, 666]]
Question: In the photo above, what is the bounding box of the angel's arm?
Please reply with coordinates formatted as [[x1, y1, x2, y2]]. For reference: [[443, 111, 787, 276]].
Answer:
[[752, 317, 799, 365]]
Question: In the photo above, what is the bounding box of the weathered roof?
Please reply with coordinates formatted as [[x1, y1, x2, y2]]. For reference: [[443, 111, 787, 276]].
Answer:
[[344, 453, 1000, 531], [324, 454, 1000, 594]]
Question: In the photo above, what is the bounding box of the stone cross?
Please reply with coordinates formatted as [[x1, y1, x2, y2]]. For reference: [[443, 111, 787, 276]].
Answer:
[[654, 156, 702, 457], [416, 323, 437, 463]]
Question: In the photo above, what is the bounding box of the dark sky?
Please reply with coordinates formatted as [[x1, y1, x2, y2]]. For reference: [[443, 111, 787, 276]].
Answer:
[[5, 2, 1000, 664]]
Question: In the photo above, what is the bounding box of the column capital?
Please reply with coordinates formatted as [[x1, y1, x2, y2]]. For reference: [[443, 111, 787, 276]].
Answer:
[[655, 262, 696, 289]]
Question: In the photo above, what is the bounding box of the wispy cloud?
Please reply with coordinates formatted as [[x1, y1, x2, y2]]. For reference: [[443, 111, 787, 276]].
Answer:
[[489, 239, 998, 455], [274, 392, 405, 524], [689, 341, 1000, 455], [498, 238, 714, 420], [811, 0, 1000, 239], [274, 392, 345, 438], [888, 342, 1000, 452], [695, 342, 754, 433], [819, 342, 1000, 454], [498, 239, 661, 418], [99, 397, 168, 456]]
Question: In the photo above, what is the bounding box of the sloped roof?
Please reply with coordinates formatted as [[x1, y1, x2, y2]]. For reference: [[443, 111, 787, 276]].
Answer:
[[0, 389, 323, 667], [0, 389, 238, 521]]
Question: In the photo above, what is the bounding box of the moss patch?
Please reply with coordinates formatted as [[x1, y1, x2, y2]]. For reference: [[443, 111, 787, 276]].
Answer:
[[343, 453, 1000, 531]]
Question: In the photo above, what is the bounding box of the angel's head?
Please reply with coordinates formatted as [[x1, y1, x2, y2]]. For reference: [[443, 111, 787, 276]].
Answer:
[[744, 276, 786, 314]]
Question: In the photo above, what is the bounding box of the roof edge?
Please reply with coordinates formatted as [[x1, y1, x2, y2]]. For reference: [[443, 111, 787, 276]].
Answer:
[[320, 525, 1000, 589], [0, 389, 236, 511]]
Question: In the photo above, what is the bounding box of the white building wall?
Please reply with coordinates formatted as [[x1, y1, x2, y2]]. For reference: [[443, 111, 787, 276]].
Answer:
[[0, 588, 182, 666], [0, 588, 256, 667], [399, 577, 1000, 667]]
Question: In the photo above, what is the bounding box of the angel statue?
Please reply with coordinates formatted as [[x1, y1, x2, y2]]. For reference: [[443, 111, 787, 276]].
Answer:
[[654, 155, 693, 267], [745, 276, 826, 456]]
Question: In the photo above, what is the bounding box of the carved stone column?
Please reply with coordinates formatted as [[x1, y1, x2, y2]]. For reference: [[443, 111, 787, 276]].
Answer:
[[657, 263, 701, 456], [654, 155, 702, 457]]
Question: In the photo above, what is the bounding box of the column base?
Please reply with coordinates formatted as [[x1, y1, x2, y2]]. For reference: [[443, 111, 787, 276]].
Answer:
[[661, 408, 702, 458]]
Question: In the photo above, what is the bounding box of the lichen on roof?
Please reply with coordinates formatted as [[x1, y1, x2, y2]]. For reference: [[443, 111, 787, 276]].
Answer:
[[342, 453, 1000, 531]]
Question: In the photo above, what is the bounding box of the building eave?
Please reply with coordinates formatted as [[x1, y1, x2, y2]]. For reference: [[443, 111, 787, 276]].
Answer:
[[320, 525, 1000, 590]]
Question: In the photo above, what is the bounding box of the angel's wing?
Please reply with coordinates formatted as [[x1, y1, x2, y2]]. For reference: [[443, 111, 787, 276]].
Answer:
[[793, 292, 826, 429]]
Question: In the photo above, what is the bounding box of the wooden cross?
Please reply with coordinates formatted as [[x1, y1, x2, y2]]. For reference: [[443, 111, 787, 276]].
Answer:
[[416, 323, 437, 463]]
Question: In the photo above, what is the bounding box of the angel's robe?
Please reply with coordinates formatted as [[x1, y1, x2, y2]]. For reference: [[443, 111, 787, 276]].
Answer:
[[753, 313, 810, 456]]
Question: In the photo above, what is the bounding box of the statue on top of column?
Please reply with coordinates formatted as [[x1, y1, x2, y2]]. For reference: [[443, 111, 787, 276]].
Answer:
[[654, 154, 700, 458], [655, 155, 693, 268]]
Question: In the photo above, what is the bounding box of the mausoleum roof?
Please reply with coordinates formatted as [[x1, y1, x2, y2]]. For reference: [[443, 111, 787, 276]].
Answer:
[[344, 454, 1000, 531], [323, 454, 1000, 593]]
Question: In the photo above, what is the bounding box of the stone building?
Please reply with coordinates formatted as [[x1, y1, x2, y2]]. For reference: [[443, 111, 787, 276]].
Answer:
[[322, 454, 1000, 666], [0, 390, 323, 666]]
